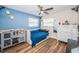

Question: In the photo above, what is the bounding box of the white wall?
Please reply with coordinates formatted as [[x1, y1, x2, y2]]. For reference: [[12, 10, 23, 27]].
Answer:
[[52, 9, 78, 25], [41, 9, 78, 38], [78, 8, 79, 25]]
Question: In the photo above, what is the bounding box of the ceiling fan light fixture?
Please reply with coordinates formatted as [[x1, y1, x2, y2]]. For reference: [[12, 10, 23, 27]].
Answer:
[[41, 11, 43, 13]]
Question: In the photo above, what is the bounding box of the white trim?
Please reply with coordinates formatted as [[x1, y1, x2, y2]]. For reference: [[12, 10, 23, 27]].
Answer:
[[27, 30, 32, 45]]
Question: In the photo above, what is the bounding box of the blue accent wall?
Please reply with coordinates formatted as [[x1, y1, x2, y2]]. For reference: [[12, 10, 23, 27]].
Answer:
[[0, 7, 40, 30]]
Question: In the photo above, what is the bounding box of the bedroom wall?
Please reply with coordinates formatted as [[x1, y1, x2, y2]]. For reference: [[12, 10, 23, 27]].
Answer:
[[78, 8, 79, 25], [0, 7, 40, 30], [41, 9, 78, 38], [52, 9, 78, 25]]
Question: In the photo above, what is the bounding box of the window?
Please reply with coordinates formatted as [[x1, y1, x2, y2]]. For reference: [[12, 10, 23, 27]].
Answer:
[[42, 18, 54, 26], [28, 18, 39, 27]]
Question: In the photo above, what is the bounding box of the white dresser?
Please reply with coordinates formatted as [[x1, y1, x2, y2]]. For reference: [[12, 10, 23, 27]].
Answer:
[[58, 25, 78, 42], [0, 29, 26, 52]]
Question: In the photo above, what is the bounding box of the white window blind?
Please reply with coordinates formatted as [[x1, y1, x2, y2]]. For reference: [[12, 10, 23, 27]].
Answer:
[[28, 18, 39, 27]]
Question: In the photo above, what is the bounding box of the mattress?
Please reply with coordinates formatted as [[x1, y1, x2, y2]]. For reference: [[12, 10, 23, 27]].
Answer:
[[31, 30, 48, 47]]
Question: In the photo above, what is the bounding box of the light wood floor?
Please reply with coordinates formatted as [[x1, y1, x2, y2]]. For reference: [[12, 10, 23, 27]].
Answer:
[[3, 38, 67, 53]]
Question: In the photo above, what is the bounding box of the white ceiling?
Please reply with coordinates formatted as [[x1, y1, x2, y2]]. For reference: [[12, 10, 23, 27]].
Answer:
[[4, 5, 76, 16]]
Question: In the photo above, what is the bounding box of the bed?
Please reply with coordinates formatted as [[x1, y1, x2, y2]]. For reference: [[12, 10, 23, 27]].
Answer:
[[27, 29, 49, 47]]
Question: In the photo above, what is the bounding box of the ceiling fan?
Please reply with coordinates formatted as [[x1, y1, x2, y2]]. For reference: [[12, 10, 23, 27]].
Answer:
[[37, 5, 53, 15]]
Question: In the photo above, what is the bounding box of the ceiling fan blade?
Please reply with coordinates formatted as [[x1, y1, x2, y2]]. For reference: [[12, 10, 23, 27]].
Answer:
[[44, 7, 53, 11], [38, 5, 41, 8], [38, 12, 41, 15], [37, 5, 43, 11], [44, 11, 49, 14]]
